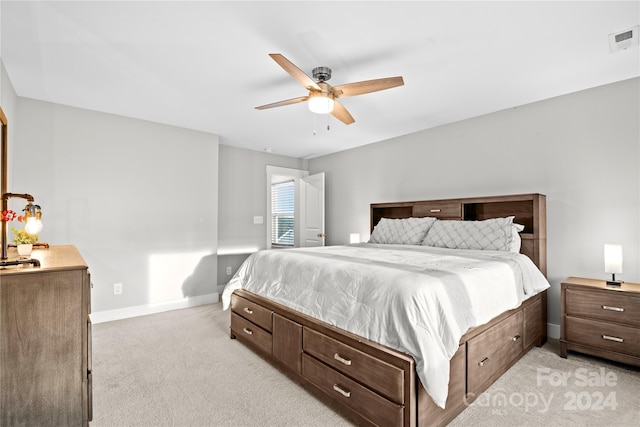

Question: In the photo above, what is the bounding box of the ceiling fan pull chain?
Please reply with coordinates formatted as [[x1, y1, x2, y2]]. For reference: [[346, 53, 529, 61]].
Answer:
[[313, 113, 317, 136], [327, 115, 330, 131]]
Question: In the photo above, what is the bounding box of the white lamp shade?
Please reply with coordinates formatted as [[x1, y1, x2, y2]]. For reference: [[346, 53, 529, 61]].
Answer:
[[308, 93, 334, 114], [604, 244, 623, 274]]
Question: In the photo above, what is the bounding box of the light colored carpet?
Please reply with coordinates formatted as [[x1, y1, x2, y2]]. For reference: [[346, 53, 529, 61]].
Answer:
[[91, 303, 640, 426]]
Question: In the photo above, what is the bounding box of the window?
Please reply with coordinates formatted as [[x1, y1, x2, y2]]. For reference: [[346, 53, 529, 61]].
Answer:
[[271, 180, 294, 247]]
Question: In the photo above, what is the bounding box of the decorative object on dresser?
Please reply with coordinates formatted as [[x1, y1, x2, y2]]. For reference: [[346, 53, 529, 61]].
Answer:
[[226, 193, 548, 426], [1, 194, 44, 266], [604, 244, 623, 286], [0, 245, 92, 426], [560, 276, 640, 367]]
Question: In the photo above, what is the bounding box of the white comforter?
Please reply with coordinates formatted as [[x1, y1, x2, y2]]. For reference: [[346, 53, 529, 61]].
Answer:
[[222, 243, 550, 408]]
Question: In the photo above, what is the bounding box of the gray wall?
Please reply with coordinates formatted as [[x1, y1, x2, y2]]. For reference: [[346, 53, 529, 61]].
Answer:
[[217, 144, 306, 288], [5, 54, 638, 331], [10, 98, 219, 313], [308, 77, 640, 329], [1, 60, 17, 176]]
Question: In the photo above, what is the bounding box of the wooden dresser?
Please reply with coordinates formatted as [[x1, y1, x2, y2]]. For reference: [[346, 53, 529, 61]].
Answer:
[[560, 276, 640, 367], [0, 245, 92, 426]]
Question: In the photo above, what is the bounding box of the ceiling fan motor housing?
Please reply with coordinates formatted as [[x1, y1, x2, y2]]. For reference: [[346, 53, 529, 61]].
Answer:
[[312, 66, 332, 82]]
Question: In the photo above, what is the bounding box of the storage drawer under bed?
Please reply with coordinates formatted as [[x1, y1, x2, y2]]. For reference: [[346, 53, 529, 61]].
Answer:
[[231, 294, 273, 332], [467, 310, 523, 396], [302, 354, 403, 427], [230, 312, 272, 355], [303, 327, 404, 404]]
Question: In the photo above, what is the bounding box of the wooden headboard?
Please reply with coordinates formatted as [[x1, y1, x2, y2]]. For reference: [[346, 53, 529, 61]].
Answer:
[[370, 193, 547, 276]]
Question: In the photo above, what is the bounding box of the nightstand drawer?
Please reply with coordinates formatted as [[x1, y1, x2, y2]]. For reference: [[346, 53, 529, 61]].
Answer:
[[231, 294, 273, 332], [565, 316, 640, 357], [565, 288, 640, 327]]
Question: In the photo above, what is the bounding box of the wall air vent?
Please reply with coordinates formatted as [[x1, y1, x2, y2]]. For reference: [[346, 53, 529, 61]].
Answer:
[[609, 25, 639, 53]]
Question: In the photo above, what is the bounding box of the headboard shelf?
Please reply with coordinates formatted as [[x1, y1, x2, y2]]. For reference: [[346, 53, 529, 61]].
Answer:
[[370, 193, 547, 275], [463, 200, 534, 233]]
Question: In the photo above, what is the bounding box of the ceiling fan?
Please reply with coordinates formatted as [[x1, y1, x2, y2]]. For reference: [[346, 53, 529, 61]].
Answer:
[[255, 53, 404, 125]]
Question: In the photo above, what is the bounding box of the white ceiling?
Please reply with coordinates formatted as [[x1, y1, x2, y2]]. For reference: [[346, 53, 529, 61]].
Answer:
[[1, 1, 638, 159]]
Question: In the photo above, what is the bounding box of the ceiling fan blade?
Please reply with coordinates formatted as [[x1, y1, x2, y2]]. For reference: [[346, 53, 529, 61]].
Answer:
[[269, 53, 321, 91], [331, 100, 355, 125], [332, 76, 404, 98], [255, 96, 308, 110]]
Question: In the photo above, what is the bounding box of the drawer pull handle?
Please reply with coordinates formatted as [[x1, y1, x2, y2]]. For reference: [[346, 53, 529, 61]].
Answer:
[[334, 353, 352, 366], [602, 305, 624, 312], [430, 209, 441, 213], [333, 384, 351, 398], [478, 357, 489, 367], [512, 335, 521, 342], [242, 327, 253, 336], [602, 335, 623, 343], [243, 307, 254, 315]]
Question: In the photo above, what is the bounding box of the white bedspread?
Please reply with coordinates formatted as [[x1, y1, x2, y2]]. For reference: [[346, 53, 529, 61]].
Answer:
[[222, 243, 550, 408]]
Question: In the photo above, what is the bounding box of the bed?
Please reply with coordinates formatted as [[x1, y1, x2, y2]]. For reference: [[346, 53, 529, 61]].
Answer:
[[223, 193, 549, 426]]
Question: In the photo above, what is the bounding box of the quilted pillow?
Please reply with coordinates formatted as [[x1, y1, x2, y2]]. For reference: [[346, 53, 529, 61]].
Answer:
[[369, 217, 437, 245], [422, 216, 519, 251]]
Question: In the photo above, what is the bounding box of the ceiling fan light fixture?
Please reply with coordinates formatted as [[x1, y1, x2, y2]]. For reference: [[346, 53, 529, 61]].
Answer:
[[308, 92, 334, 114]]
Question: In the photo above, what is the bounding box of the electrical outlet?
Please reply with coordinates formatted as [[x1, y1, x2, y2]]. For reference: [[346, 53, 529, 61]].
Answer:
[[226, 266, 232, 275], [114, 282, 123, 295]]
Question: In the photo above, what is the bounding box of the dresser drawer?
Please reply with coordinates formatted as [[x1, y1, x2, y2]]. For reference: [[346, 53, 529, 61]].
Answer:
[[302, 354, 403, 427], [231, 294, 273, 332], [467, 311, 523, 395], [303, 327, 404, 404], [565, 316, 640, 357], [565, 288, 640, 327], [231, 312, 272, 355], [413, 201, 462, 219]]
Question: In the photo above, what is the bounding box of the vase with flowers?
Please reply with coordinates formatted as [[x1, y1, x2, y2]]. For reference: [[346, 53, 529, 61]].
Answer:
[[2, 209, 39, 257]]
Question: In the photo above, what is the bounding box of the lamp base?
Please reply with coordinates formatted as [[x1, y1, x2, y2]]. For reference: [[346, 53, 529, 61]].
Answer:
[[606, 273, 622, 286]]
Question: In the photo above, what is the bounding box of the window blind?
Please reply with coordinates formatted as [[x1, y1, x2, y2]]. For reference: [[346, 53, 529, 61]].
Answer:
[[271, 180, 294, 246]]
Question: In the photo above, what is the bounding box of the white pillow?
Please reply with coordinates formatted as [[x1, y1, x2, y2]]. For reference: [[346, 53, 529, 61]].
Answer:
[[422, 216, 520, 251], [509, 223, 525, 252], [369, 217, 437, 245]]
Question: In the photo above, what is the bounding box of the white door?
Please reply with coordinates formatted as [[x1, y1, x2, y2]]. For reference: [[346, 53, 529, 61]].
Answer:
[[299, 172, 325, 247]]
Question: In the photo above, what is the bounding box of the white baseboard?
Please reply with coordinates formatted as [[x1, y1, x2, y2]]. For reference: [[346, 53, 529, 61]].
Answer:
[[91, 292, 219, 324], [548, 322, 560, 340]]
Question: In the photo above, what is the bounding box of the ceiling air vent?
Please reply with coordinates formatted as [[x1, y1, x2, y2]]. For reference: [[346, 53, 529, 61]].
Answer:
[[609, 26, 639, 53]]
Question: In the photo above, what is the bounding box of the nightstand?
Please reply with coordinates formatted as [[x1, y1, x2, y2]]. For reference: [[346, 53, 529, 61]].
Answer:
[[560, 276, 640, 367]]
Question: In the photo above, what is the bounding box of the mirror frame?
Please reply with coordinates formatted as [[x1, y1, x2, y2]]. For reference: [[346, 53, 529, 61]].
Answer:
[[1, 107, 7, 249]]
